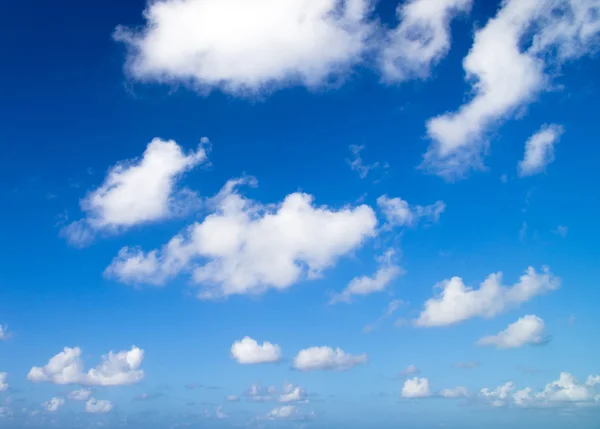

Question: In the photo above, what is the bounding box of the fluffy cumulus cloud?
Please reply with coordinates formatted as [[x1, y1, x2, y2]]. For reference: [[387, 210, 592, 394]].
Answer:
[[278, 383, 308, 404], [69, 389, 92, 401], [377, 195, 445, 228], [42, 397, 65, 412], [518, 124, 564, 177], [381, 0, 472, 81], [0, 373, 8, 392], [482, 372, 600, 408], [422, 0, 600, 178], [115, 0, 377, 95], [62, 138, 208, 246], [106, 178, 377, 298], [230, 337, 282, 364], [331, 249, 403, 303], [27, 346, 144, 386], [402, 377, 431, 398], [292, 346, 367, 371], [477, 315, 547, 349], [85, 398, 113, 414], [416, 266, 560, 327]]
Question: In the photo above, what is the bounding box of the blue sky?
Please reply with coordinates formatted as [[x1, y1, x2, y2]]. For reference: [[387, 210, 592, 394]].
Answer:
[[1, 0, 600, 427]]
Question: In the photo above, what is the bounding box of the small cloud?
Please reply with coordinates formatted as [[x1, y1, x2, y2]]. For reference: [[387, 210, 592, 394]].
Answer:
[[554, 225, 568, 238], [500, 174, 508, 183], [519, 222, 528, 242], [477, 315, 548, 349], [399, 365, 419, 377], [401, 377, 431, 398], [347, 145, 388, 180], [231, 337, 282, 365]]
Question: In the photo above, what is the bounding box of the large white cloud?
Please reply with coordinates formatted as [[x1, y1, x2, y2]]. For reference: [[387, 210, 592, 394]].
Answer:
[[477, 315, 547, 349], [42, 397, 65, 412], [415, 266, 560, 327], [402, 377, 431, 398], [27, 346, 144, 386], [518, 124, 564, 177], [230, 337, 282, 364], [380, 0, 472, 82], [106, 178, 377, 298], [292, 346, 367, 371], [377, 195, 445, 227], [331, 249, 403, 303], [62, 138, 208, 246], [115, 0, 377, 95], [85, 398, 113, 414], [422, 0, 600, 178]]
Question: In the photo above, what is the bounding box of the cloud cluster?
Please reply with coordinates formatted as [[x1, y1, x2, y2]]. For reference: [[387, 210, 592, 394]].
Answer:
[[231, 337, 282, 364], [477, 315, 547, 349], [422, 0, 600, 178], [416, 266, 560, 326], [292, 346, 368, 371], [331, 249, 403, 303], [62, 138, 208, 246], [27, 346, 144, 386], [518, 124, 564, 177], [106, 178, 377, 299], [42, 397, 65, 412], [381, 0, 472, 82], [377, 195, 445, 228]]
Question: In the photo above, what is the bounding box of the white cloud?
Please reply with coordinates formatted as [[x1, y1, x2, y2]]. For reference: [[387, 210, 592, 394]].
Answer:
[[62, 138, 208, 246], [279, 383, 307, 404], [477, 315, 547, 349], [331, 249, 403, 303], [215, 406, 228, 419], [27, 346, 144, 386], [0, 325, 10, 340], [587, 376, 600, 387], [115, 0, 376, 95], [402, 377, 431, 398], [244, 384, 276, 402], [85, 398, 113, 414], [481, 382, 515, 407], [422, 0, 600, 178], [231, 337, 282, 365], [292, 346, 367, 371], [347, 145, 386, 179], [267, 405, 297, 420], [555, 225, 569, 238], [381, 0, 472, 82], [483, 373, 600, 408], [69, 389, 92, 401], [106, 178, 377, 298], [440, 387, 469, 398], [399, 365, 419, 377], [42, 397, 64, 412], [415, 266, 560, 327], [0, 373, 8, 392], [377, 195, 445, 227], [518, 124, 564, 177]]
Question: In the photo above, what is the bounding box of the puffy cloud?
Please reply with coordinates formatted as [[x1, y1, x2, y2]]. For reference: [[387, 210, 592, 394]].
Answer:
[[483, 373, 600, 408], [292, 346, 367, 371], [62, 138, 208, 246], [477, 315, 547, 349], [377, 195, 445, 227], [27, 346, 144, 386], [0, 373, 8, 392], [331, 249, 403, 303], [518, 124, 564, 177], [279, 383, 307, 404], [402, 377, 431, 398], [115, 0, 376, 95], [231, 337, 282, 364], [267, 405, 297, 420], [0, 325, 10, 340], [381, 0, 472, 81], [106, 178, 377, 298], [85, 398, 113, 414], [440, 387, 469, 398], [42, 397, 64, 412], [399, 365, 419, 377], [415, 266, 560, 327], [69, 389, 92, 401], [422, 0, 600, 178]]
